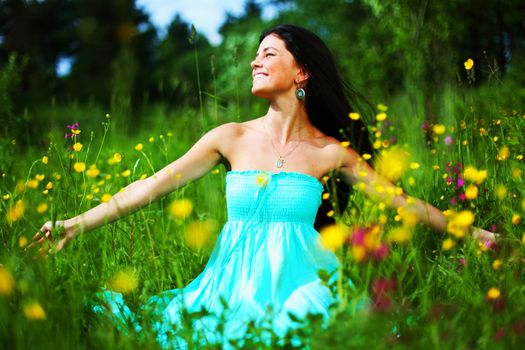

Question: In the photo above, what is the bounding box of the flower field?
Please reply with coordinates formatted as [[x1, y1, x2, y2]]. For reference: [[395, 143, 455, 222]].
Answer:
[[1, 80, 525, 349]]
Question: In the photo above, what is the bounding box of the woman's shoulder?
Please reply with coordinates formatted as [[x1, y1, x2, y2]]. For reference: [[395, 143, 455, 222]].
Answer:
[[210, 119, 261, 135]]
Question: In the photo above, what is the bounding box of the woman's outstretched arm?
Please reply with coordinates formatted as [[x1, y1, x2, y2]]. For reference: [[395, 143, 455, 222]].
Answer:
[[33, 124, 237, 251], [336, 146, 496, 242]]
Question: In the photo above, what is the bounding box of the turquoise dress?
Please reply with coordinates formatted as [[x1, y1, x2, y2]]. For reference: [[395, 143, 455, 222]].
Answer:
[[96, 170, 341, 348]]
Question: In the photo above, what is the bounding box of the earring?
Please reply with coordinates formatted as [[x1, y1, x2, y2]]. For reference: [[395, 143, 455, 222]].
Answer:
[[295, 87, 306, 100]]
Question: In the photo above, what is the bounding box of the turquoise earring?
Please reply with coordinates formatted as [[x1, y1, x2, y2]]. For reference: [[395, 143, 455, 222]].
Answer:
[[295, 88, 306, 100]]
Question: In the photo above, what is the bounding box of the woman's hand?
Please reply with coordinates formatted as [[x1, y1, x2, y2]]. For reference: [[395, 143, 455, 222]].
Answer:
[[29, 220, 76, 252], [471, 226, 498, 243]]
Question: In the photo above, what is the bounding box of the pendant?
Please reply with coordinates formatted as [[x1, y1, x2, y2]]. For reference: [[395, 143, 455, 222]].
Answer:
[[276, 157, 285, 168]]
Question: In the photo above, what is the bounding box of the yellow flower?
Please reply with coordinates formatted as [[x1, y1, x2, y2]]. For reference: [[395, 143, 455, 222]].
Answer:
[[71, 129, 81, 135], [374, 146, 409, 182], [432, 124, 446, 135], [42, 156, 49, 164], [108, 153, 122, 165], [0, 267, 15, 296], [495, 184, 507, 200], [135, 143, 143, 151], [35, 174, 45, 182], [497, 146, 510, 160], [107, 270, 138, 294], [26, 180, 39, 189], [255, 173, 269, 187], [101, 194, 112, 203], [73, 142, 83, 152], [409, 162, 420, 170], [512, 214, 522, 225], [377, 103, 388, 112], [322, 192, 330, 200], [169, 199, 193, 219], [86, 164, 100, 178], [388, 226, 412, 243], [447, 210, 475, 238], [375, 113, 387, 122], [6, 200, 25, 223], [464, 58, 474, 70], [19, 235, 28, 248], [120, 169, 131, 177], [362, 153, 372, 160], [3, 194, 11, 200], [442, 238, 455, 251], [349, 112, 360, 120], [463, 166, 487, 184], [512, 168, 523, 179], [465, 185, 479, 200], [36, 203, 48, 214], [320, 224, 349, 251], [148, 136, 155, 143], [351, 245, 367, 262], [492, 259, 502, 270], [185, 219, 217, 250], [140, 174, 148, 180], [486, 287, 500, 300], [23, 301, 46, 320], [326, 210, 335, 217], [73, 162, 86, 173], [340, 141, 350, 148], [45, 182, 53, 190]]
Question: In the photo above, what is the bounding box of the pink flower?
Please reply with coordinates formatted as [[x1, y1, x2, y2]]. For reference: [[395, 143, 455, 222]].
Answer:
[[444, 135, 453, 145], [373, 243, 389, 261]]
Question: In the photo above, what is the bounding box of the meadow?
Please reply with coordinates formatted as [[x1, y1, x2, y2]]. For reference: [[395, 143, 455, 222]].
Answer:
[[1, 63, 525, 349]]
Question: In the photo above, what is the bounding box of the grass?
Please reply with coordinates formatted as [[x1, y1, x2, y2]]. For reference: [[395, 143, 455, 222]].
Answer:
[[1, 80, 525, 349]]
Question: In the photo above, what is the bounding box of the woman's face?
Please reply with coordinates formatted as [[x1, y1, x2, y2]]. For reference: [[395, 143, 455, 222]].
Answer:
[[250, 34, 306, 99]]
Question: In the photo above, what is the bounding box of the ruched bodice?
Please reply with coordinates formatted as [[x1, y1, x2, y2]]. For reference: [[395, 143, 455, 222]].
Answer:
[[95, 170, 340, 349], [226, 170, 323, 224]]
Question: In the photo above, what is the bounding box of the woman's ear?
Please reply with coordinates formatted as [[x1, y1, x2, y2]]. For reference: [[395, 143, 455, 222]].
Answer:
[[295, 67, 310, 84]]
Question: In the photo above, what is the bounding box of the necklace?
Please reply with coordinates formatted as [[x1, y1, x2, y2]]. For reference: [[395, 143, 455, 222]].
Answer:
[[263, 117, 304, 168]]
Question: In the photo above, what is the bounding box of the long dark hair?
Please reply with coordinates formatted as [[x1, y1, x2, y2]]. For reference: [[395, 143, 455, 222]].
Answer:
[[260, 24, 373, 230]]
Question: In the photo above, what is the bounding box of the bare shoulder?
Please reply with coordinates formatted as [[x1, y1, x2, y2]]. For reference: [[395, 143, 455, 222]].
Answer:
[[316, 135, 363, 168], [207, 122, 245, 138]]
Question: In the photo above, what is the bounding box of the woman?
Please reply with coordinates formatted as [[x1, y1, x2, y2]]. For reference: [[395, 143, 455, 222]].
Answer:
[[33, 25, 495, 348]]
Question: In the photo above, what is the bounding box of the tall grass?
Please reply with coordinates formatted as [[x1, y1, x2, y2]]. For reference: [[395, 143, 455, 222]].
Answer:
[[1, 73, 525, 349]]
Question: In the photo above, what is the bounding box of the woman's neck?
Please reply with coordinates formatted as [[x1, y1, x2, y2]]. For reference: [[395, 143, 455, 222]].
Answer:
[[265, 98, 311, 144]]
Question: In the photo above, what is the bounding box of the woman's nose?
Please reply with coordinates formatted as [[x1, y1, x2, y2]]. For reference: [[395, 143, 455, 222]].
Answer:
[[251, 58, 261, 69]]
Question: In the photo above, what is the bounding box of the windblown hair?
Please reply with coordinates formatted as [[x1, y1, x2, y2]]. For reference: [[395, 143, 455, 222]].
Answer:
[[260, 24, 373, 230]]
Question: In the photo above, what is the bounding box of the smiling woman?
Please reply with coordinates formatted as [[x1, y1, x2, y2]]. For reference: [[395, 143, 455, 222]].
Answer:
[[32, 24, 496, 348]]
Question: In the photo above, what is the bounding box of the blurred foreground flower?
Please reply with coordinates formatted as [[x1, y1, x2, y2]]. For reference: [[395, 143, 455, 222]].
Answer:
[[374, 146, 409, 182], [348, 224, 389, 262], [23, 301, 46, 320], [107, 270, 138, 294], [0, 267, 15, 296], [255, 172, 269, 187], [185, 219, 217, 250], [169, 199, 193, 219], [445, 210, 475, 238], [6, 200, 25, 223], [320, 224, 349, 251], [371, 277, 396, 312], [463, 166, 487, 184]]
